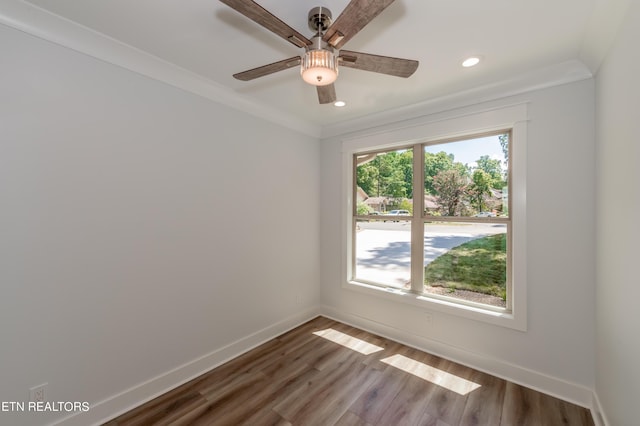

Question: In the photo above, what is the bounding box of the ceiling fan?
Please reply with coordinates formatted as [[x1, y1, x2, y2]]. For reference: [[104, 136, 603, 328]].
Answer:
[[219, 0, 419, 104]]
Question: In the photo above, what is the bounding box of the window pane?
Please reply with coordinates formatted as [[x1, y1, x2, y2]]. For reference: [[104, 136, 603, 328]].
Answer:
[[423, 221, 507, 308], [424, 134, 509, 218], [354, 148, 414, 290], [355, 219, 411, 289], [355, 149, 413, 216]]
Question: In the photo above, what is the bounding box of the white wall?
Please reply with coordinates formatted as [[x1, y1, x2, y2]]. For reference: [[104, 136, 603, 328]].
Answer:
[[594, 1, 640, 425], [0, 24, 320, 425], [320, 79, 596, 405]]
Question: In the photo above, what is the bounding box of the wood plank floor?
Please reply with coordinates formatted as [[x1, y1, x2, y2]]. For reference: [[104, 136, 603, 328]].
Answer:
[[104, 316, 594, 426]]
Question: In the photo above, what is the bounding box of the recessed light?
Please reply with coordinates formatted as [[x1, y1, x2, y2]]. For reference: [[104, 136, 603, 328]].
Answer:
[[334, 100, 346, 107], [462, 56, 481, 67]]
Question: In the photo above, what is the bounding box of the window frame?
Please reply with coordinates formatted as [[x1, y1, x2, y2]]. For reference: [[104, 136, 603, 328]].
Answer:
[[342, 103, 527, 331], [351, 145, 415, 289], [420, 131, 512, 311]]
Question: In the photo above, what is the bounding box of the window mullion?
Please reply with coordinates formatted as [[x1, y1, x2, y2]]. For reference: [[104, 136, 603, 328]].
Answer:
[[410, 144, 424, 293]]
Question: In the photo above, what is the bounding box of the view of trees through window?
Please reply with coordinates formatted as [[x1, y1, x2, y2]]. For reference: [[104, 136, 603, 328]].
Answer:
[[354, 133, 511, 309], [424, 134, 509, 217]]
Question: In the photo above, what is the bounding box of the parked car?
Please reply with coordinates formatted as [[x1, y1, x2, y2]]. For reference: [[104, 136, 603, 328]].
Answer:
[[384, 210, 410, 222], [473, 211, 496, 217]]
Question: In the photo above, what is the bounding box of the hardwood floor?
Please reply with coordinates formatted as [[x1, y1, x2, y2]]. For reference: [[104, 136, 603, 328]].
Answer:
[[104, 317, 594, 426]]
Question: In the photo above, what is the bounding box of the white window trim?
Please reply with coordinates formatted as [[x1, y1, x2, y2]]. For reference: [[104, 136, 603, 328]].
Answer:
[[341, 103, 528, 331]]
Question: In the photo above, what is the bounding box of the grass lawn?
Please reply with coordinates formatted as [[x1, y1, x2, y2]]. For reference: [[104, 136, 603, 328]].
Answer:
[[424, 233, 506, 300]]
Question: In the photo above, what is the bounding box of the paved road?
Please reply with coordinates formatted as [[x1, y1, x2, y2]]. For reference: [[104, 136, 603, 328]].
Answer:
[[355, 221, 506, 288]]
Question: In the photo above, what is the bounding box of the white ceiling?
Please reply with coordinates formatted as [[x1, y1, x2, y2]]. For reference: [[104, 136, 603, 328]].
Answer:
[[1, 0, 627, 136]]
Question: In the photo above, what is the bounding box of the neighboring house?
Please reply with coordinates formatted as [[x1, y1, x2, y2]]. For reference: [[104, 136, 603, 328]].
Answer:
[[357, 184, 499, 215], [424, 194, 439, 213], [361, 192, 474, 215], [428, 188, 503, 216], [363, 196, 391, 213], [356, 186, 369, 204], [400, 195, 439, 214], [477, 188, 504, 214], [357, 186, 394, 212]]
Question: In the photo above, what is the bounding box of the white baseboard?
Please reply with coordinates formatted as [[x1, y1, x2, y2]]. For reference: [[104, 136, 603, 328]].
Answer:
[[590, 391, 609, 426], [53, 307, 320, 426], [320, 305, 594, 409], [53, 305, 598, 426]]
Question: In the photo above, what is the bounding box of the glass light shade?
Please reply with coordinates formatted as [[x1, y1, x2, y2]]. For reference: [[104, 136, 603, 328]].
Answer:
[[301, 49, 338, 86]]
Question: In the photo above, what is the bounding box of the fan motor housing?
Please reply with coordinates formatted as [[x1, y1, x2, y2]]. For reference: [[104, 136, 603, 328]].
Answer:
[[308, 7, 332, 33]]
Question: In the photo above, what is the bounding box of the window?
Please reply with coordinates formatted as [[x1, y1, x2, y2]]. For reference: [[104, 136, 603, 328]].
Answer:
[[354, 148, 413, 289], [421, 133, 511, 310], [344, 104, 527, 329], [353, 132, 511, 310]]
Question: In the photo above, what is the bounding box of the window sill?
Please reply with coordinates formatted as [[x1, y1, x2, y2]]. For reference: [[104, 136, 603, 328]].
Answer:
[[344, 280, 527, 331]]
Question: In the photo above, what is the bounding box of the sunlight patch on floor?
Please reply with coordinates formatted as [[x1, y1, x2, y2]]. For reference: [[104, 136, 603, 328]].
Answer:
[[313, 328, 384, 355], [381, 354, 481, 395]]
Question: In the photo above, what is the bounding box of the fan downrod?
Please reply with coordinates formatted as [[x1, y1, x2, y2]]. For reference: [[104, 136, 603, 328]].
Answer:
[[308, 7, 332, 34]]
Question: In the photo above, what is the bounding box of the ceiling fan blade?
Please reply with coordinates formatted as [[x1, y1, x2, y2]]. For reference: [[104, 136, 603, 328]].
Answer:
[[339, 50, 418, 78], [219, 0, 312, 48], [322, 0, 396, 49], [317, 84, 337, 104], [233, 56, 301, 81]]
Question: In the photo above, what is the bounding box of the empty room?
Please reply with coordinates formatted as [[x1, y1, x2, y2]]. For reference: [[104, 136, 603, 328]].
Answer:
[[0, 0, 638, 425]]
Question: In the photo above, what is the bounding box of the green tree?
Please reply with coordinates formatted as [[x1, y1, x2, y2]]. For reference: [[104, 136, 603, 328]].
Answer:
[[356, 151, 412, 198], [384, 169, 408, 198], [356, 159, 379, 196], [397, 198, 413, 214], [467, 169, 492, 212], [424, 151, 454, 194], [396, 150, 414, 198], [357, 201, 372, 215], [499, 133, 509, 168], [432, 169, 468, 216], [476, 155, 505, 189]]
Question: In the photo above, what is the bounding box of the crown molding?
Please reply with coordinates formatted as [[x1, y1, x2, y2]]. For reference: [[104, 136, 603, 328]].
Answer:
[[1, 0, 601, 141], [0, 0, 322, 138], [321, 60, 593, 139]]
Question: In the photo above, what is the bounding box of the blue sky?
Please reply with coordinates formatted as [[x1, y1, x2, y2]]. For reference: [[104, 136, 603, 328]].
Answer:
[[424, 134, 506, 169]]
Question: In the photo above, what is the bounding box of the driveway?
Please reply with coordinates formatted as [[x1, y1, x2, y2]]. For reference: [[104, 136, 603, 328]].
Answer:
[[355, 221, 506, 288]]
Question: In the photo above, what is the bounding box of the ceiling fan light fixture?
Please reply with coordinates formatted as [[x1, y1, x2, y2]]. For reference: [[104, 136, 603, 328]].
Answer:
[[221, 0, 419, 104], [301, 49, 338, 86]]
